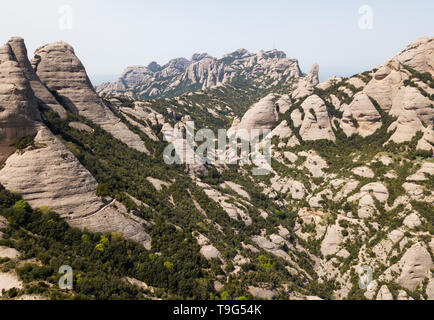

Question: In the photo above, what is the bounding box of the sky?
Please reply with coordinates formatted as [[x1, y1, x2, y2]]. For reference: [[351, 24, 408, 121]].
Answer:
[[0, 0, 433, 84]]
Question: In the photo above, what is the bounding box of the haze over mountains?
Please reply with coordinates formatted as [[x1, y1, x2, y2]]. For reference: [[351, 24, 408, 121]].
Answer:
[[0, 35, 433, 300]]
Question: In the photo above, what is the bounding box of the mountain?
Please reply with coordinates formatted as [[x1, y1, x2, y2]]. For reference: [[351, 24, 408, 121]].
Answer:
[[96, 49, 303, 99], [0, 37, 152, 249], [0, 36, 433, 301]]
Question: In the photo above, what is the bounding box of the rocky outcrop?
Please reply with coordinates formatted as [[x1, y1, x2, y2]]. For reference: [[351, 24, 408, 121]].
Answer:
[[292, 63, 319, 99], [383, 243, 432, 291], [388, 86, 433, 146], [363, 58, 408, 112], [376, 285, 394, 300], [248, 285, 277, 300], [321, 225, 343, 257], [396, 37, 434, 74], [0, 126, 151, 248], [317, 76, 342, 91], [269, 120, 300, 147], [299, 95, 335, 141], [0, 41, 41, 162], [32, 42, 148, 154], [352, 166, 375, 179], [97, 49, 302, 98]]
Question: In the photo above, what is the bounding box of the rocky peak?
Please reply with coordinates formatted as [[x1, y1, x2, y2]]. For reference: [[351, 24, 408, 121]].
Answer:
[[396, 36, 434, 74], [0, 41, 41, 162], [147, 61, 162, 72], [33, 41, 149, 153], [259, 49, 287, 60], [97, 48, 302, 98]]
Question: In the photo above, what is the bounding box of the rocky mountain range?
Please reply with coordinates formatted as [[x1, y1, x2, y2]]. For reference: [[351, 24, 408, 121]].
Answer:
[[96, 49, 303, 99], [0, 35, 433, 301]]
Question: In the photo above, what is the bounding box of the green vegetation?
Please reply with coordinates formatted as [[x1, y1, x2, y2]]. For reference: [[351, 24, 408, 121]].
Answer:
[[14, 136, 34, 150]]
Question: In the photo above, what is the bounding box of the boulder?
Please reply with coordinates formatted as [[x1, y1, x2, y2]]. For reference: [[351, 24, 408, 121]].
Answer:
[[352, 166, 375, 179], [427, 278, 434, 300], [396, 37, 434, 74], [200, 245, 223, 261]]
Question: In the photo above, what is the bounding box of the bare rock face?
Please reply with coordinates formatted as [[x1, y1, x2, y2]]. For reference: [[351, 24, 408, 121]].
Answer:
[[292, 63, 319, 99], [269, 120, 300, 147], [395, 243, 432, 291], [229, 94, 279, 139], [248, 285, 277, 300], [340, 92, 382, 137], [7, 37, 66, 119], [299, 95, 335, 141], [376, 285, 394, 300], [364, 58, 407, 111], [0, 126, 151, 248], [403, 212, 422, 229], [321, 224, 343, 257], [98, 49, 302, 98], [417, 126, 434, 151], [0, 42, 41, 162], [32, 42, 148, 154], [317, 76, 342, 91], [352, 166, 375, 179], [396, 37, 434, 74], [427, 278, 434, 300]]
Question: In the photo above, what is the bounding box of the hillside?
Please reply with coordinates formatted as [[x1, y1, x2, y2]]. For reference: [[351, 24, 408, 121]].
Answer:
[[0, 36, 433, 301]]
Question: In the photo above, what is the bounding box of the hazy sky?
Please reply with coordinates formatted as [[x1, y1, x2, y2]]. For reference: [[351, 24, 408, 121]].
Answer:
[[1, 0, 433, 83]]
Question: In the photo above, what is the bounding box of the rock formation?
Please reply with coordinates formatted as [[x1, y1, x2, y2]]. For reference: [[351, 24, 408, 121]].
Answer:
[[32, 42, 149, 154], [292, 63, 319, 99], [0, 126, 151, 248], [7, 37, 67, 118], [0, 42, 41, 162], [97, 49, 302, 98], [228, 94, 280, 139], [299, 95, 336, 141], [340, 92, 382, 137]]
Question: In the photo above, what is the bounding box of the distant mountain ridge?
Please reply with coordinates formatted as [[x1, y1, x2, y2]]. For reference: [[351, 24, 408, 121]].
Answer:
[[96, 48, 303, 99]]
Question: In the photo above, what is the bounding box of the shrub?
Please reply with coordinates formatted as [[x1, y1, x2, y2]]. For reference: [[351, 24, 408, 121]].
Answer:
[[14, 136, 34, 150]]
